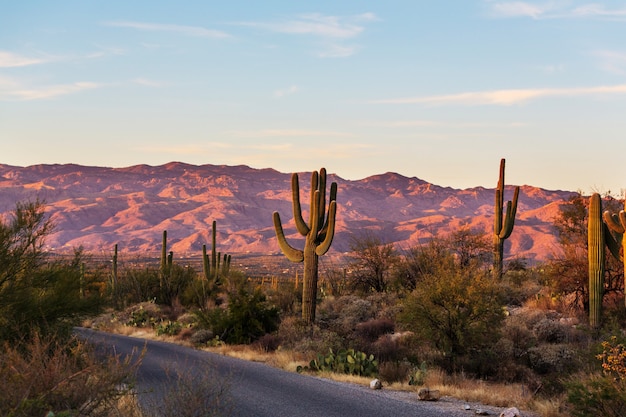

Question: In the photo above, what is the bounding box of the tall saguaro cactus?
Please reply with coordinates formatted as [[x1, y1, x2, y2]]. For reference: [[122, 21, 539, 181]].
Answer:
[[603, 199, 626, 306], [588, 193, 605, 328], [493, 158, 520, 280], [273, 168, 338, 323]]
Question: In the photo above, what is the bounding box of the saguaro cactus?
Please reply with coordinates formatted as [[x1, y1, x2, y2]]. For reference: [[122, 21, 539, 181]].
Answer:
[[588, 193, 605, 328], [603, 199, 626, 306], [493, 158, 520, 280], [273, 168, 338, 323], [202, 220, 232, 283]]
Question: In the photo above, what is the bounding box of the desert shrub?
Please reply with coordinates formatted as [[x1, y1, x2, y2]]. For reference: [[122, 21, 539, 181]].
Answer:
[[196, 283, 279, 345], [0, 200, 102, 344], [189, 329, 214, 346], [154, 320, 183, 336], [180, 276, 221, 310], [125, 302, 162, 327], [317, 295, 375, 336], [528, 344, 577, 375], [533, 318, 569, 344], [567, 375, 626, 417], [566, 336, 626, 416], [0, 334, 141, 417], [398, 264, 505, 374], [266, 283, 300, 315], [378, 360, 413, 384], [355, 318, 395, 342], [254, 333, 281, 352], [158, 263, 196, 306], [276, 316, 343, 355], [118, 267, 161, 305]]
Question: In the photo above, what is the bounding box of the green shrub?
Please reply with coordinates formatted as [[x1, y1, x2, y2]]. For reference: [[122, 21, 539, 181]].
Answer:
[[196, 283, 279, 345], [398, 264, 505, 374]]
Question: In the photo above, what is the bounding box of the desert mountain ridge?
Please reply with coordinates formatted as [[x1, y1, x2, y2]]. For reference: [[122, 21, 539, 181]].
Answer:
[[0, 162, 577, 264]]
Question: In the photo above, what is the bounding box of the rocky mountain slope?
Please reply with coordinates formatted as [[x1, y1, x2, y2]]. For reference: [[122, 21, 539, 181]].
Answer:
[[0, 162, 575, 264]]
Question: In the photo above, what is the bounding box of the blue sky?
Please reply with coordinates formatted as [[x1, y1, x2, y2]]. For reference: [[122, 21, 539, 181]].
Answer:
[[1, 1, 626, 194]]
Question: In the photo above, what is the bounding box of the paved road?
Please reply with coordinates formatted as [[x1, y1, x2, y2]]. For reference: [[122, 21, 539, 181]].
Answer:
[[76, 328, 490, 417]]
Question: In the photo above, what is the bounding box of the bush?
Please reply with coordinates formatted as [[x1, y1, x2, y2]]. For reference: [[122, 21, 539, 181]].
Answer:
[[377, 360, 412, 384], [0, 334, 141, 417], [398, 265, 505, 373], [196, 283, 280, 345], [355, 318, 395, 342]]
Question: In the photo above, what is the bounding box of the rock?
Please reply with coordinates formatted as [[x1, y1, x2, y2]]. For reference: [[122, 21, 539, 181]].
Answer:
[[417, 387, 440, 401], [369, 379, 382, 390], [475, 409, 489, 415], [499, 407, 521, 417]]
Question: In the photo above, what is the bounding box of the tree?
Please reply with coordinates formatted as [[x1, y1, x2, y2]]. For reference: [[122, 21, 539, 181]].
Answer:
[[0, 199, 100, 343], [348, 233, 399, 293]]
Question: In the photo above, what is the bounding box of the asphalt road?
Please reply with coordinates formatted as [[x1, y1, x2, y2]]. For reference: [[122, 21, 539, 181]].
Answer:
[[76, 328, 496, 417]]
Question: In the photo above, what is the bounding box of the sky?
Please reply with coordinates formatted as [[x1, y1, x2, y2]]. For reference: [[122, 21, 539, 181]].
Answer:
[[1, 1, 626, 195]]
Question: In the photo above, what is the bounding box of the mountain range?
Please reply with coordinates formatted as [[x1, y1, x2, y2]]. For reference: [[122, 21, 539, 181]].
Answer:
[[0, 162, 576, 265]]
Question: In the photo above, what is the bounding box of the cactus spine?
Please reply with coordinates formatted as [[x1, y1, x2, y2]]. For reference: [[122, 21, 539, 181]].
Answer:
[[588, 193, 605, 329], [493, 159, 520, 280], [273, 168, 337, 323], [602, 198, 626, 306]]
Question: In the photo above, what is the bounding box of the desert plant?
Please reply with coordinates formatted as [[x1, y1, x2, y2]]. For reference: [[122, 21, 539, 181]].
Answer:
[[493, 158, 520, 280], [297, 347, 378, 377], [603, 199, 626, 306], [273, 167, 338, 323], [566, 336, 626, 416], [196, 277, 280, 345], [588, 193, 605, 329], [0, 200, 102, 343], [0, 333, 142, 417], [399, 261, 506, 374], [347, 233, 399, 293]]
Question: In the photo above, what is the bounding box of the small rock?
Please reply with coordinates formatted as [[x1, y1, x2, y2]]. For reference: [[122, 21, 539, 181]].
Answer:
[[475, 409, 489, 415], [499, 407, 521, 417], [369, 379, 382, 390], [464, 404, 472, 410]]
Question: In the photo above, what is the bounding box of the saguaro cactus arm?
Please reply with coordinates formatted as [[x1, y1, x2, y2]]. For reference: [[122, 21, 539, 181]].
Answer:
[[273, 212, 305, 262], [316, 200, 337, 256], [291, 173, 310, 236]]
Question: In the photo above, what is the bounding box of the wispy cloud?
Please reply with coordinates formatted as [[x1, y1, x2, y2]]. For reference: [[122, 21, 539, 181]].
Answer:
[[0, 51, 48, 68], [371, 84, 626, 106], [361, 120, 439, 128], [594, 50, 626, 75], [133, 78, 163, 87], [273, 85, 299, 98], [485, 1, 626, 19], [234, 12, 377, 58], [0, 79, 100, 101], [224, 129, 354, 138], [236, 12, 377, 38], [104, 21, 231, 38]]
